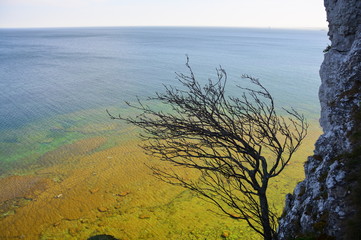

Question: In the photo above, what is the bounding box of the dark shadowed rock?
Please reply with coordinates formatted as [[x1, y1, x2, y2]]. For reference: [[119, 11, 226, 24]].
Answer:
[[87, 234, 119, 240]]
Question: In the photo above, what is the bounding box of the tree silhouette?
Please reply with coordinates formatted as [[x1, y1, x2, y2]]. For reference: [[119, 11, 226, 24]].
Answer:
[[108, 58, 308, 240]]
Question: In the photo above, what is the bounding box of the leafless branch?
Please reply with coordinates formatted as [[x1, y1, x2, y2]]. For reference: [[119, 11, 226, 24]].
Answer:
[[108, 60, 307, 240]]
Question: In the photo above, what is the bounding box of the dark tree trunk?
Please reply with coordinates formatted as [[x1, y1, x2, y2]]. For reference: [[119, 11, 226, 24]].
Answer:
[[259, 190, 274, 240]]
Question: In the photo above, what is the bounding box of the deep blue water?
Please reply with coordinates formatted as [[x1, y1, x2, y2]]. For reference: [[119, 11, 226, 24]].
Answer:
[[0, 27, 328, 172]]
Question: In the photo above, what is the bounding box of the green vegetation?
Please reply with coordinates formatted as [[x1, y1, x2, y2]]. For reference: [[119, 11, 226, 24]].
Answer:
[[323, 45, 331, 53]]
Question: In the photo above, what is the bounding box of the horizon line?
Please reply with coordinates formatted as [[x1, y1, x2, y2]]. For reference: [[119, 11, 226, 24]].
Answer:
[[0, 25, 328, 31]]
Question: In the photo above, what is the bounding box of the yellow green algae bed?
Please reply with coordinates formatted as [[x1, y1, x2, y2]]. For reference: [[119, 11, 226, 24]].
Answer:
[[0, 124, 322, 240]]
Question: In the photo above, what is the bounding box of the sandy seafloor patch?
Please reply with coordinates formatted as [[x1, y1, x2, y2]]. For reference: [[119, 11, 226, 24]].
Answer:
[[0, 124, 321, 240]]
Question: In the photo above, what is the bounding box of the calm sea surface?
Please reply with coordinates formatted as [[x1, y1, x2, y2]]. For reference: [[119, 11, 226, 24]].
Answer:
[[0, 27, 328, 174]]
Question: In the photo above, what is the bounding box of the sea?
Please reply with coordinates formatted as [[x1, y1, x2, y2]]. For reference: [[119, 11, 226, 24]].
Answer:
[[0, 27, 330, 239], [0, 27, 328, 175]]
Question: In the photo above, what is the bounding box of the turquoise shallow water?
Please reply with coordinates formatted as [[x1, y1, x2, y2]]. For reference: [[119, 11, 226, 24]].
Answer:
[[0, 27, 328, 174]]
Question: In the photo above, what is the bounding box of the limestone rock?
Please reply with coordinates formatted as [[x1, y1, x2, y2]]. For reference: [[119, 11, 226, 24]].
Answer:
[[138, 214, 150, 219], [221, 230, 230, 238], [278, 1, 361, 239], [89, 188, 100, 194], [117, 191, 130, 197], [97, 207, 108, 212]]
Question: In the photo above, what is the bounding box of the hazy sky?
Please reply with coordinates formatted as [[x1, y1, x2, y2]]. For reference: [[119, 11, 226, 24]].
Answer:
[[0, 0, 327, 29]]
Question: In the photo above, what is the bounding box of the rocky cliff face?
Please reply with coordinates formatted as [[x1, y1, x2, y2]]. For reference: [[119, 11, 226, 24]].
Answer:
[[278, 1, 361, 239]]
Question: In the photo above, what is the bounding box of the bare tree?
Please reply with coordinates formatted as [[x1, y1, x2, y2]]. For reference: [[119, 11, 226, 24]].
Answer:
[[108, 58, 308, 240]]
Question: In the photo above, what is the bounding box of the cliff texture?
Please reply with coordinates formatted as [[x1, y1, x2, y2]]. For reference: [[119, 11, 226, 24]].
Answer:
[[278, 1, 361, 239]]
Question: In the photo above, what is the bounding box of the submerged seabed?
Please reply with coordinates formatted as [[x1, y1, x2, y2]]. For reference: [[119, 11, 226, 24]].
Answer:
[[0, 27, 327, 239]]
